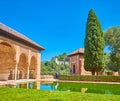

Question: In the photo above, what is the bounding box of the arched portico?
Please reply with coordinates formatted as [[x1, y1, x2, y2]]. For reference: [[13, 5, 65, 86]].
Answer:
[[0, 23, 44, 81]]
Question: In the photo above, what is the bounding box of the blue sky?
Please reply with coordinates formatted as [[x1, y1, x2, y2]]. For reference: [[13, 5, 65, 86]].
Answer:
[[0, 0, 120, 61]]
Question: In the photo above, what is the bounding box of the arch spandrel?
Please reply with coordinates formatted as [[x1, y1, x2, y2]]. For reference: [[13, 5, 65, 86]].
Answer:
[[19, 47, 29, 56]]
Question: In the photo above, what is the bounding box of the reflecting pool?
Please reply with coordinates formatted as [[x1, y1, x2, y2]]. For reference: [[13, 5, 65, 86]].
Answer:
[[6, 82, 120, 95]]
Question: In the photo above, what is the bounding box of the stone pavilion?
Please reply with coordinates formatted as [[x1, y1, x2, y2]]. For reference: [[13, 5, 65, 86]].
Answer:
[[68, 48, 91, 75], [0, 23, 44, 81]]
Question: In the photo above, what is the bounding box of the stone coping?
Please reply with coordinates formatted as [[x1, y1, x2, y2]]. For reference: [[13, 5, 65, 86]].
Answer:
[[0, 79, 38, 86], [0, 79, 58, 86]]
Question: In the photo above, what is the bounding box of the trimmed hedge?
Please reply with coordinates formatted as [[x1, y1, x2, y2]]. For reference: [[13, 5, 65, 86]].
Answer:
[[41, 72, 55, 75], [59, 75, 120, 82]]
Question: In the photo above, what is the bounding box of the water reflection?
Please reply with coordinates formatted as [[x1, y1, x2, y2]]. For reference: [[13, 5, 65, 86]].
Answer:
[[11, 82, 54, 90], [31, 82, 40, 89], [9, 82, 40, 90], [54, 82, 59, 89]]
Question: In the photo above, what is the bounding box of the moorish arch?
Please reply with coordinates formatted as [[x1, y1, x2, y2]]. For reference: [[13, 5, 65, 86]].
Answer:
[[0, 23, 44, 81], [18, 53, 28, 79], [29, 56, 37, 79], [0, 41, 16, 80]]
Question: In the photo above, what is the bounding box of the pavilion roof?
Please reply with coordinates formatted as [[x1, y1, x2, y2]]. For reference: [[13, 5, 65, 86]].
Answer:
[[68, 48, 84, 57], [0, 23, 45, 51]]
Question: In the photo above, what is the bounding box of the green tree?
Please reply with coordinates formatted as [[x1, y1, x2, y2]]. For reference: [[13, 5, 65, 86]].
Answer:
[[56, 52, 69, 62], [104, 53, 110, 70], [41, 52, 70, 75], [104, 27, 120, 50], [84, 9, 105, 75], [110, 51, 120, 71], [104, 27, 120, 71]]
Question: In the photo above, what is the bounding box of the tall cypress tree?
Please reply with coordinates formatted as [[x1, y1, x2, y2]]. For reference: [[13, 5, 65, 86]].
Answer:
[[84, 9, 105, 75]]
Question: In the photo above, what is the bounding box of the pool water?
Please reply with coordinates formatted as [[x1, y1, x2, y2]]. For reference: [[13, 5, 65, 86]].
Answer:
[[7, 82, 120, 95], [40, 84, 55, 90], [8, 82, 55, 90]]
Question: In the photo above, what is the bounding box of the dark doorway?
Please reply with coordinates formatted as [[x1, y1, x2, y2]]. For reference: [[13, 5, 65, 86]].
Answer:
[[73, 64, 76, 73]]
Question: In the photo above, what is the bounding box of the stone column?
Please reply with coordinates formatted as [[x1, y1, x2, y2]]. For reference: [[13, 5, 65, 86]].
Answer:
[[17, 70, 18, 79], [35, 52, 40, 80], [27, 50, 31, 80], [15, 46, 20, 81], [14, 66, 17, 80]]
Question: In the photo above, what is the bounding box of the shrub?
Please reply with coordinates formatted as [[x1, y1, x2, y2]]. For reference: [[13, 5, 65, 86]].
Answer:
[[59, 75, 120, 82]]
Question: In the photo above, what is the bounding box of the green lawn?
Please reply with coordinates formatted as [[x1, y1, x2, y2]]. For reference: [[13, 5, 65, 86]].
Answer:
[[51, 82, 120, 95], [0, 87, 120, 101]]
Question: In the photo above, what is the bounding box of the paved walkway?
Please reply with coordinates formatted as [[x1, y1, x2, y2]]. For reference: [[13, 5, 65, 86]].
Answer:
[[0, 79, 120, 86], [0, 79, 38, 86], [58, 80, 120, 84], [0, 79, 58, 86]]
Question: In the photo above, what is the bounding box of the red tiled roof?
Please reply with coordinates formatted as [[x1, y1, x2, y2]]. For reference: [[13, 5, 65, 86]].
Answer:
[[0, 23, 45, 51], [68, 48, 84, 57]]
